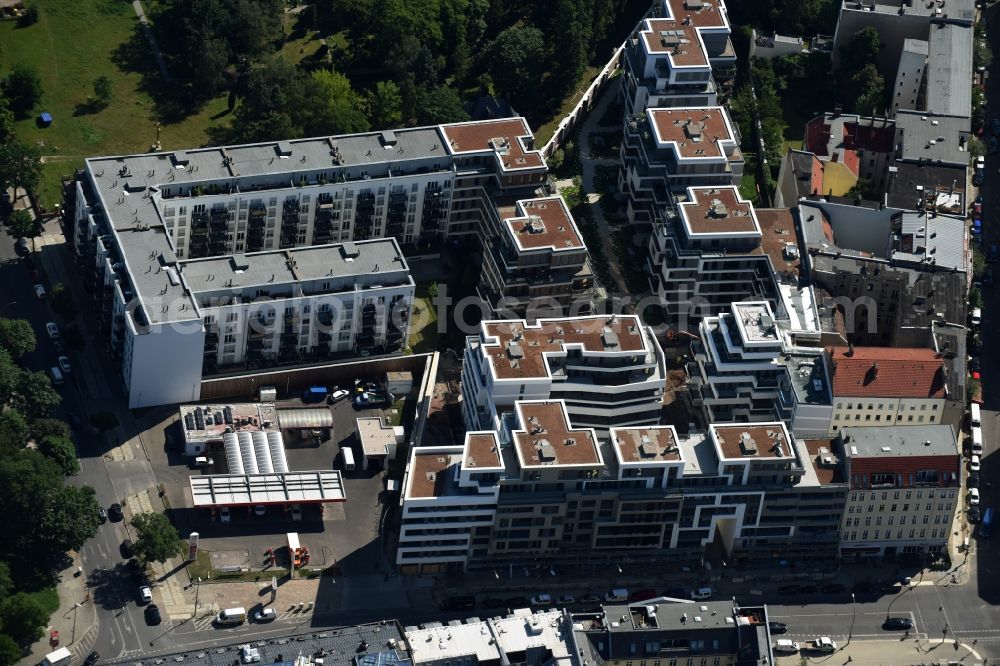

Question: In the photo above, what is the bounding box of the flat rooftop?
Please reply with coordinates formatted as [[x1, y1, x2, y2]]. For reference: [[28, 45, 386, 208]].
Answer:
[[640, 0, 729, 68], [513, 401, 603, 468], [648, 108, 736, 160], [463, 432, 504, 470], [926, 22, 973, 118], [755, 208, 801, 277], [711, 423, 794, 460], [189, 470, 345, 506], [407, 450, 460, 499], [481, 315, 648, 380], [612, 426, 682, 464], [841, 0, 975, 19], [503, 196, 584, 252], [181, 238, 407, 294], [731, 302, 780, 345], [405, 621, 500, 664], [491, 609, 573, 662], [441, 117, 545, 171], [356, 417, 402, 459], [839, 424, 959, 458], [803, 439, 846, 485], [180, 403, 277, 443], [678, 186, 760, 238], [895, 110, 971, 167]]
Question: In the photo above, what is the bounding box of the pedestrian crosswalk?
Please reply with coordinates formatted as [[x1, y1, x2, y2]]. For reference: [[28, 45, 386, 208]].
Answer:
[[71, 623, 99, 659]]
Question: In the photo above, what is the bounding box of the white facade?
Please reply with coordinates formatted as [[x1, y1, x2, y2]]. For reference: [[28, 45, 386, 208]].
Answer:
[[829, 396, 945, 432], [840, 486, 958, 556], [891, 39, 927, 117]]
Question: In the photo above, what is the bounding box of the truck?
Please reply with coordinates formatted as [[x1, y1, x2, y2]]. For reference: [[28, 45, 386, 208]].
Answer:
[[43, 648, 73, 666], [302, 386, 328, 404], [287, 532, 309, 568], [810, 637, 836, 653]]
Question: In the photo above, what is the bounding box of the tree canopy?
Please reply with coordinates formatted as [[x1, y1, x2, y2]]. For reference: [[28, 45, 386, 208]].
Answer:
[[0, 140, 42, 195], [0, 319, 36, 359], [132, 512, 182, 564], [1, 66, 43, 119], [38, 435, 79, 476]]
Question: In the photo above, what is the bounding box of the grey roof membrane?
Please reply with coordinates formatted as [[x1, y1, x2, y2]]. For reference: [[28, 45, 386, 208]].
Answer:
[[840, 424, 958, 457]]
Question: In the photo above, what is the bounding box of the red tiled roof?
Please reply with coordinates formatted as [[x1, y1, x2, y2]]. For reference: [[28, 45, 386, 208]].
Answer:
[[828, 346, 946, 399]]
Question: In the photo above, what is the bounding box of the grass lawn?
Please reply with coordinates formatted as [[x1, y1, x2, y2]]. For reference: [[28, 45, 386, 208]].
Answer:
[[0, 0, 231, 209], [535, 65, 601, 145], [739, 159, 759, 204], [406, 282, 440, 354]]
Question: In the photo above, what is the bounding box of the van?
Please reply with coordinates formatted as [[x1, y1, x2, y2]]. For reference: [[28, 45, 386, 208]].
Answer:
[[970, 488, 981, 506], [690, 587, 713, 601], [49, 367, 64, 385], [215, 607, 247, 625], [605, 588, 629, 602], [971, 403, 982, 428], [342, 446, 356, 471], [43, 647, 73, 666], [773, 640, 799, 654], [972, 427, 984, 455]]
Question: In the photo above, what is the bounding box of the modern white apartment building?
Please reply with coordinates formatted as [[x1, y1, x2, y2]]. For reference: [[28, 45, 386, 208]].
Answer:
[[396, 403, 847, 573], [826, 345, 949, 432], [619, 0, 735, 117], [67, 117, 565, 408], [460, 315, 667, 435], [836, 425, 960, 559], [620, 107, 743, 228], [688, 301, 834, 436]]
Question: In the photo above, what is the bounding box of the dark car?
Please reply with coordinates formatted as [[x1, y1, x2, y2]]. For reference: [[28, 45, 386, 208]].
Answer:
[[97, 507, 107, 524], [970, 357, 982, 373], [23, 254, 34, 271], [480, 597, 506, 609], [778, 584, 800, 595], [969, 506, 982, 523], [68, 414, 82, 430], [853, 580, 873, 594], [84, 652, 100, 666], [990, 245, 999, 263], [768, 622, 788, 635], [439, 595, 475, 612], [579, 593, 602, 604], [109, 503, 123, 521], [969, 472, 981, 488], [145, 603, 161, 625], [14, 238, 28, 256], [797, 584, 818, 595], [663, 587, 687, 599], [883, 617, 913, 630], [821, 583, 846, 594], [120, 539, 134, 558], [503, 597, 530, 609], [629, 588, 658, 603]]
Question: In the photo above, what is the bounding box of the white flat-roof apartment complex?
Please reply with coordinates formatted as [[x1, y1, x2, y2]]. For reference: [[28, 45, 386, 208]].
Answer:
[[68, 118, 585, 407], [461, 315, 668, 435], [397, 409, 846, 573]]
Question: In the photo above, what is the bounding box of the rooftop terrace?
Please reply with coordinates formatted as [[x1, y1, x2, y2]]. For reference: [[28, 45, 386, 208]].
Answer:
[[678, 186, 759, 238], [407, 450, 461, 499], [513, 401, 603, 468], [711, 423, 795, 460], [612, 426, 682, 464], [648, 107, 737, 160], [503, 196, 584, 252], [440, 117, 545, 171]]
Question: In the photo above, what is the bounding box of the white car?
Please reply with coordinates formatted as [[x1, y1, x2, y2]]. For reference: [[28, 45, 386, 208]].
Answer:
[[193, 456, 214, 467], [811, 637, 837, 653], [34, 283, 46, 299], [46, 322, 59, 340], [57, 356, 71, 374], [773, 639, 800, 654], [253, 608, 277, 622], [530, 594, 552, 606], [969, 487, 981, 506], [328, 389, 350, 403], [970, 455, 982, 472], [219, 506, 231, 523], [139, 586, 153, 604], [972, 308, 982, 326]]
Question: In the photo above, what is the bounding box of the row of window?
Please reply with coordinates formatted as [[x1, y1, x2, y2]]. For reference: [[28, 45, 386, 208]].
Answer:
[[844, 528, 944, 542]]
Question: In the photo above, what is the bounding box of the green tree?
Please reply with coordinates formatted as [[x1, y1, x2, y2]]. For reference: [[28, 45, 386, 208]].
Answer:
[[42, 484, 99, 553], [848, 64, 886, 114], [38, 435, 78, 476], [1, 66, 43, 118], [30, 418, 69, 441], [49, 284, 76, 322], [89, 411, 120, 435], [970, 286, 984, 310], [968, 136, 985, 159], [132, 512, 182, 564], [0, 318, 35, 359], [92, 75, 113, 109], [0, 140, 42, 196], [838, 26, 881, 74], [300, 69, 370, 136], [0, 592, 48, 644], [0, 350, 19, 406], [231, 58, 305, 142], [12, 370, 61, 421], [4, 210, 43, 252], [0, 634, 20, 665], [365, 81, 403, 129], [0, 94, 14, 144], [0, 411, 29, 451], [415, 84, 469, 125], [486, 26, 545, 99]]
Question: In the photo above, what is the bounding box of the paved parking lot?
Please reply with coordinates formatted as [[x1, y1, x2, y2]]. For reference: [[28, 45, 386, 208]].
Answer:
[[136, 394, 402, 577]]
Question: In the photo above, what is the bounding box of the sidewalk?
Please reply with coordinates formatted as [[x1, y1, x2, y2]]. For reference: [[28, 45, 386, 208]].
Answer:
[[773, 637, 982, 665], [21, 554, 99, 666]]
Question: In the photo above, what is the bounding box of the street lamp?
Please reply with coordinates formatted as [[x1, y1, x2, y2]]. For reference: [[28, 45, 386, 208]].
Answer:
[[846, 593, 857, 647], [0, 301, 16, 315]]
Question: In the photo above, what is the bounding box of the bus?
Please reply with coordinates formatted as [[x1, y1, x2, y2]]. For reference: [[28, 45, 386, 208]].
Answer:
[[981, 508, 994, 539]]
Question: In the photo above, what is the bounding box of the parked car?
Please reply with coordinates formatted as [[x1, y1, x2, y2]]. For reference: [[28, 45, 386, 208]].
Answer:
[[557, 594, 576, 606], [46, 322, 60, 339], [219, 506, 231, 523], [139, 586, 153, 604], [84, 652, 100, 666], [990, 245, 999, 263], [629, 588, 658, 603], [145, 604, 161, 625], [810, 637, 837, 653], [773, 639, 799, 654], [970, 456, 982, 473], [440, 595, 475, 611], [253, 608, 277, 622], [121, 539, 134, 558], [883, 617, 913, 630], [290, 504, 302, 522], [480, 597, 506, 609], [768, 622, 788, 634], [969, 487, 981, 505], [326, 389, 350, 404], [97, 507, 107, 524], [663, 587, 687, 599], [530, 594, 553, 606], [969, 472, 981, 488], [109, 503, 123, 521], [57, 355, 71, 374], [503, 597, 530, 609], [14, 238, 28, 256], [34, 283, 46, 299], [578, 594, 602, 605], [969, 506, 982, 523]]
